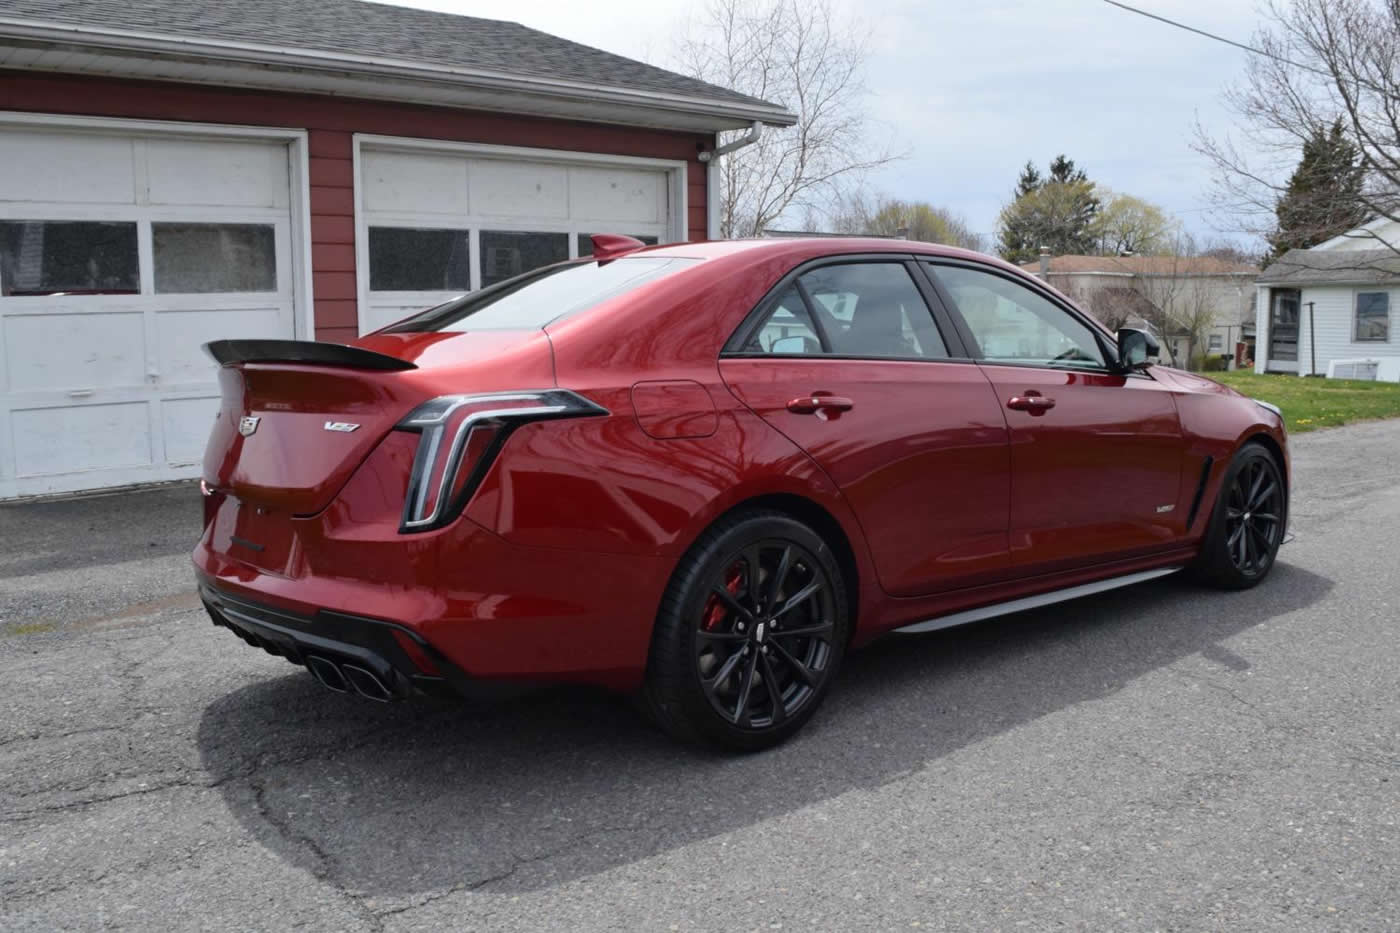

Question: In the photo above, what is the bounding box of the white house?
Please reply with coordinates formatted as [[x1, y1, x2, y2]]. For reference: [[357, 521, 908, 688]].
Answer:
[[1255, 218, 1400, 377]]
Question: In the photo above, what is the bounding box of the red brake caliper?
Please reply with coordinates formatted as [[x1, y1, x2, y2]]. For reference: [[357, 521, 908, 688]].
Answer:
[[702, 563, 744, 631]]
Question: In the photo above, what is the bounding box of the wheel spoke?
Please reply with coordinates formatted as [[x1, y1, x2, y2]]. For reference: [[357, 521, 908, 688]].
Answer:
[[768, 638, 818, 686], [696, 628, 747, 642], [1252, 512, 1279, 523], [703, 648, 746, 691], [1243, 522, 1257, 568], [772, 620, 834, 641], [733, 651, 759, 726], [1226, 508, 1244, 520], [1250, 481, 1277, 511], [759, 651, 786, 725], [709, 585, 754, 623], [772, 579, 823, 620], [765, 545, 793, 609], [1234, 523, 1248, 567], [742, 545, 764, 601], [1247, 465, 1266, 505], [1249, 523, 1273, 558]]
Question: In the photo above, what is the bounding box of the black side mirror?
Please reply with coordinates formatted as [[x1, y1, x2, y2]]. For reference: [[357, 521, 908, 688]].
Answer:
[[1116, 328, 1159, 370]]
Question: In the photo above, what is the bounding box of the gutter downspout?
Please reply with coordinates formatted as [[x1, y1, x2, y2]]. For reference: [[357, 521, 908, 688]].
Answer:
[[698, 120, 763, 162], [699, 121, 763, 240]]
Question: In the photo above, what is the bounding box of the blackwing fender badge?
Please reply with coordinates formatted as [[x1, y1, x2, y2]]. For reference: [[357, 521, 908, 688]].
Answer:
[[324, 421, 361, 433], [238, 416, 260, 437]]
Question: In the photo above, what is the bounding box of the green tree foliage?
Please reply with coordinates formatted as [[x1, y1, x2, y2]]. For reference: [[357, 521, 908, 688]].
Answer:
[[863, 198, 981, 249], [1266, 119, 1368, 262], [1091, 190, 1177, 256], [997, 155, 1101, 263]]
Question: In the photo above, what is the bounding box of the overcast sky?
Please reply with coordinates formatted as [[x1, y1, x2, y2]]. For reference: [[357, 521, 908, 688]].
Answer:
[[384, 0, 1267, 245]]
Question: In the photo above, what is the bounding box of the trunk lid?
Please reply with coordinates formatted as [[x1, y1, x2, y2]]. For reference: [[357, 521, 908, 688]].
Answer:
[[203, 330, 555, 515]]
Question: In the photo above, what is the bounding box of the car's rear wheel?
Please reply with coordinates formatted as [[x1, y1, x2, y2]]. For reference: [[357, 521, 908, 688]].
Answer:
[[1194, 443, 1286, 589], [642, 510, 848, 751]]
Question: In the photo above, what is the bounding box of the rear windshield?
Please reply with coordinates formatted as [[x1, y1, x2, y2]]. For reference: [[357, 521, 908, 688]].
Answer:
[[378, 256, 700, 333]]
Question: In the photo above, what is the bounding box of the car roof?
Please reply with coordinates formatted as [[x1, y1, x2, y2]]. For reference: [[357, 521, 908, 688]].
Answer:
[[635, 237, 1029, 277]]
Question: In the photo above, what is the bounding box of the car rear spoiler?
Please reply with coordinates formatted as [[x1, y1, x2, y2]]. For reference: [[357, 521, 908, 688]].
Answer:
[[203, 339, 418, 371]]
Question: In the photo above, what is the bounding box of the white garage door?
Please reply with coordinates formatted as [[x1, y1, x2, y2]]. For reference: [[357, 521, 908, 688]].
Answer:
[[356, 138, 684, 333], [0, 121, 301, 499]]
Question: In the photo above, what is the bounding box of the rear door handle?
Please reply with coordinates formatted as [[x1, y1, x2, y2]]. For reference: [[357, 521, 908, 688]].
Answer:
[[1007, 393, 1055, 413], [787, 395, 855, 415]]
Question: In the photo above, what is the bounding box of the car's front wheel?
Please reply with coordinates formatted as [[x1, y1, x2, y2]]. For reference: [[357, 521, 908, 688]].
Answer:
[[642, 510, 849, 751], [1194, 443, 1286, 589]]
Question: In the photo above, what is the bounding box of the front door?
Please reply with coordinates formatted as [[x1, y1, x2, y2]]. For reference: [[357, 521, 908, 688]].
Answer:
[[924, 261, 1186, 576], [719, 258, 1012, 597]]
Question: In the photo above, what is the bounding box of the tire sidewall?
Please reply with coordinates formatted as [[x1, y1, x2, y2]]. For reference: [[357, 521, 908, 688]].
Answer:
[[1200, 445, 1286, 588], [651, 512, 849, 751]]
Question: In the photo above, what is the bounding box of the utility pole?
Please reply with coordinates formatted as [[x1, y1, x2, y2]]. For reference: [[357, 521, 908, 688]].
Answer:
[[1307, 301, 1317, 377]]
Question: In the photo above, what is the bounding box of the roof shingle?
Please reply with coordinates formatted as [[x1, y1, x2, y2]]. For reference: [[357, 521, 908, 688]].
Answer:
[[0, 0, 782, 111], [1257, 248, 1400, 285]]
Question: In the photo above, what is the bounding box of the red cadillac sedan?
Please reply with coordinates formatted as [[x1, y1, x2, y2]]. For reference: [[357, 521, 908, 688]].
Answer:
[[195, 235, 1289, 750]]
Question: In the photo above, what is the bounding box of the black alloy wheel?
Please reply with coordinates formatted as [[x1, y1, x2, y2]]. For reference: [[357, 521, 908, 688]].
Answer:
[[1223, 456, 1284, 576], [695, 540, 836, 729], [643, 511, 848, 750], [1195, 444, 1286, 589]]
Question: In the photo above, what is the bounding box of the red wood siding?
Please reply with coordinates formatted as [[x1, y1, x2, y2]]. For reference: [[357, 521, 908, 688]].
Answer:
[[0, 70, 711, 340]]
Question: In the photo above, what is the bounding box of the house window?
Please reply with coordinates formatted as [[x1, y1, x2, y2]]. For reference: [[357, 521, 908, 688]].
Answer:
[[368, 227, 470, 291], [1208, 333, 1224, 352], [153, 223, 276, 294], [0, 220, 139, 296], [1356, 291, 1390, 342]]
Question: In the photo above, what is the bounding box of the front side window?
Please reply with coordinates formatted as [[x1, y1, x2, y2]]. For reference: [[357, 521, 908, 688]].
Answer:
[[0, 220, 139, 296], [931, 264, 1107, 369], [1356, 291, 1390, 342], [740, 262, 948, 359]]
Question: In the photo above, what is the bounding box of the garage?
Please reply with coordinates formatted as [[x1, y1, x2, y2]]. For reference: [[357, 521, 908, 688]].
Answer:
[[0, 0, 793, 500], [0, 118, 307, 499], [355, 138, 684, 333]]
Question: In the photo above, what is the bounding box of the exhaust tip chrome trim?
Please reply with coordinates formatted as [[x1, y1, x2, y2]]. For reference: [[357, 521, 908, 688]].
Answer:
[[341, 663, 394, 702], [306, 655, 349, 692]]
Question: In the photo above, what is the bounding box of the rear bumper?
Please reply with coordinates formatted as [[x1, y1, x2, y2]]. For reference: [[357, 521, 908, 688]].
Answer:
[[199, 581, 476, 699]]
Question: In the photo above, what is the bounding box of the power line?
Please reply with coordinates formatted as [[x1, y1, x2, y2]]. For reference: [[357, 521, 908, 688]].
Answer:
[[1098, 0, 1325, 78]]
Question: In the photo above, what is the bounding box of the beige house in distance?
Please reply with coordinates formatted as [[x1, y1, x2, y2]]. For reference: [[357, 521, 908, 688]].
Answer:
[[1021, 254, 1260, 368]]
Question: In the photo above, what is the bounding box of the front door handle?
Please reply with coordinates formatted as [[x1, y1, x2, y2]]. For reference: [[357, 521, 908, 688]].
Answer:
[[1007, 392, 1056, 413], [787, 394, 855, 415]]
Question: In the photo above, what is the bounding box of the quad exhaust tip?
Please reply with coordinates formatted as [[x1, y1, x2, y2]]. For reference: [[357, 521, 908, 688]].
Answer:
[[305, 654, 394, 702]]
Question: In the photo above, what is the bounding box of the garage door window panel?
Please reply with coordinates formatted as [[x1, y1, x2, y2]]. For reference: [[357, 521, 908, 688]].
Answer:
[[369, 227, 471, 292], [0, 220, 139, 296], [481, 231, 569, 288], [153, 223, 276, 294]]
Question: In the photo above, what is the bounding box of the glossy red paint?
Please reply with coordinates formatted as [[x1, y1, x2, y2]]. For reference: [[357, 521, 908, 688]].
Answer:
[[193, 237, 1289, 694]]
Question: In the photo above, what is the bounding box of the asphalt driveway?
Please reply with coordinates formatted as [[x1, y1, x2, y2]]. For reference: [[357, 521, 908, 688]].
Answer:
[[2, 421, 1397, 931]]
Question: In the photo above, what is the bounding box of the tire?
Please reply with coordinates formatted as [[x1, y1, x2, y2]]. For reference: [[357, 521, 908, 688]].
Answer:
[[1193, 443, 1287, 590], [641, 510, 849, 752]]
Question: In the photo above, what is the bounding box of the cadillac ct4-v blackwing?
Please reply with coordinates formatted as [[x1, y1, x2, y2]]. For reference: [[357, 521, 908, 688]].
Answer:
[[195, 235, 1289, 750]]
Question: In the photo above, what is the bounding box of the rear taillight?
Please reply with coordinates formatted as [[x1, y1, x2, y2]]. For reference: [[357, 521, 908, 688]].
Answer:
[[394, 390, 606, 533]]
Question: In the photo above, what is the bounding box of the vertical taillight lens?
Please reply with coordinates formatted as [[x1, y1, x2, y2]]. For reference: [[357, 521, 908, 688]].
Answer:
[[394, 390, 606, 533]]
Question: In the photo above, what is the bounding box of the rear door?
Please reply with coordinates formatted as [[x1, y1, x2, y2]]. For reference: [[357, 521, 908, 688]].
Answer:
[[922, 260, 1186, 575], [719, 257, 1012, 597]]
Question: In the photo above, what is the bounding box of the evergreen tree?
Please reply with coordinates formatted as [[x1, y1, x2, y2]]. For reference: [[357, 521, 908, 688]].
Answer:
[[997, 154, 1100, 263], [1267, 119, 1368, 262]]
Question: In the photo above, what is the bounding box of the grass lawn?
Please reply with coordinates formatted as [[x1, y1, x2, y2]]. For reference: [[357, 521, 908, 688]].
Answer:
[[1205, 370, 1400, 433]]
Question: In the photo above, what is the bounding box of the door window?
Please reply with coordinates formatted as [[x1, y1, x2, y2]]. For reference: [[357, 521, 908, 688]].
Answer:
[[741, 262, 948, 359], [931, 264, 1106, 369]]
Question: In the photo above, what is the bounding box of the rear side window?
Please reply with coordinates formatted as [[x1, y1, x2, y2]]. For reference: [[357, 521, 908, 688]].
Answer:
[[740, 262, 949, 359], [379, 256, 700, 333]]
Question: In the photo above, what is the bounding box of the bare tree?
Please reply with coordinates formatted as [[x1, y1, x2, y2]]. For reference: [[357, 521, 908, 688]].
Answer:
[[674, 0, 898, 237], [1196, 0, 1400, 255], [827, 191, 983, 250]]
